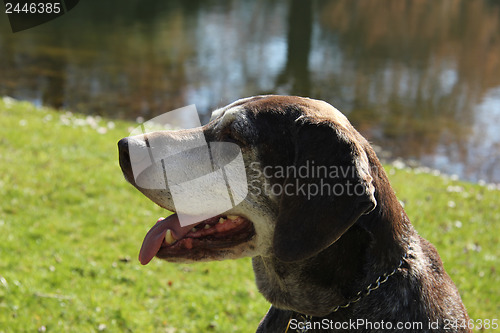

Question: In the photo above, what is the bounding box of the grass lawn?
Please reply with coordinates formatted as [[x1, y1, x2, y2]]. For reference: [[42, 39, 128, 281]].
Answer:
[[0, 97, 498, 332]]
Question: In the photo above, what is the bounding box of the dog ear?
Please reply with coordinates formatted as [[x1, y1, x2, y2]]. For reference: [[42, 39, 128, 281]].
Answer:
[[272, 119, 376, 262]]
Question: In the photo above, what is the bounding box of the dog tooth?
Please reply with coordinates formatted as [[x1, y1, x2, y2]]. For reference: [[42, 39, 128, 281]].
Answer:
[[164, 229, 176, 245], [204, 224, 211, 229], [227, 215, 238, 221], [218, 218, 226, 224]]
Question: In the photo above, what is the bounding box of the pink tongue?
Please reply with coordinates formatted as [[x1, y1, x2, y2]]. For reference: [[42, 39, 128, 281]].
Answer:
[[138, 214, 194, 265]]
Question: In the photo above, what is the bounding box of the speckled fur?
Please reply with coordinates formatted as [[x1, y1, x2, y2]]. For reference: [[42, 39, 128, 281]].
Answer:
[[119, 95, 470, 332]]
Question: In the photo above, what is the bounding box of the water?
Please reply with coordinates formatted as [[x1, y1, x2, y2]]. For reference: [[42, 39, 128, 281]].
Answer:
[[1, 0, 500, 183]]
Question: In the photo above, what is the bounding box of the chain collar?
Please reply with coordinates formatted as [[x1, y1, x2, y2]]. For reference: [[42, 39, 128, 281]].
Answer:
[[285, 252, 408, 333]]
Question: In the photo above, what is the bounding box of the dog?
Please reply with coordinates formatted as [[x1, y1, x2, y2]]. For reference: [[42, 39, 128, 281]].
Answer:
[[118, 96, 470, 332]]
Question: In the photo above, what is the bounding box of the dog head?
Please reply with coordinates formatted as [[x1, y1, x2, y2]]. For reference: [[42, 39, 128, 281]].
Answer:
[[118, 96, 376, 264]]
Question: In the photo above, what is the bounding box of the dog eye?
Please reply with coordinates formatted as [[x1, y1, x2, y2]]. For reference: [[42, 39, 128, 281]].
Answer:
[[229, 122, 248, 145]]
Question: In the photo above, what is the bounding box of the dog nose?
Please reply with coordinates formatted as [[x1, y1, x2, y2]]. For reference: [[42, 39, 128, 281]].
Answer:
[[118, 138, 134, 182], [118, 137, 129, 155], [118, 138, 130, 165]]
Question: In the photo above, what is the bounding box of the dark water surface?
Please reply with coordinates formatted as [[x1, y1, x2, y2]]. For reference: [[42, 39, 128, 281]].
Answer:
[[1, 0, 500, 183]]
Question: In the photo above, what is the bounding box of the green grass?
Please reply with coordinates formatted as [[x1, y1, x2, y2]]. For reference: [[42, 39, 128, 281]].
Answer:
[[386, 166, 499, 320], [0, 98, 498, 332]]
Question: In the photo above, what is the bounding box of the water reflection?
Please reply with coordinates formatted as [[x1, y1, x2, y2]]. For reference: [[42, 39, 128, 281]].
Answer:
[[0, 0, 499, 183]]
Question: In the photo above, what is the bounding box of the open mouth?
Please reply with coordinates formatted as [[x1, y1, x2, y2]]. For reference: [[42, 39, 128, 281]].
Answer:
[[139, 213, 255, 264]]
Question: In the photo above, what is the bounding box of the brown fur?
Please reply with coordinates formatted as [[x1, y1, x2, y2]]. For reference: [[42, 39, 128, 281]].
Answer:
[[119, 95, 470, 332]]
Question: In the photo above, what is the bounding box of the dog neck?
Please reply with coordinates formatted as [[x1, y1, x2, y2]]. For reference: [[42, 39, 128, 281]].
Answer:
[[252, 153, 412, 317]]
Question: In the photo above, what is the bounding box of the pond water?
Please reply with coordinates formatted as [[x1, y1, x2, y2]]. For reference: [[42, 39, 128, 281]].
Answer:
[[1, 0, 500, 183]]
